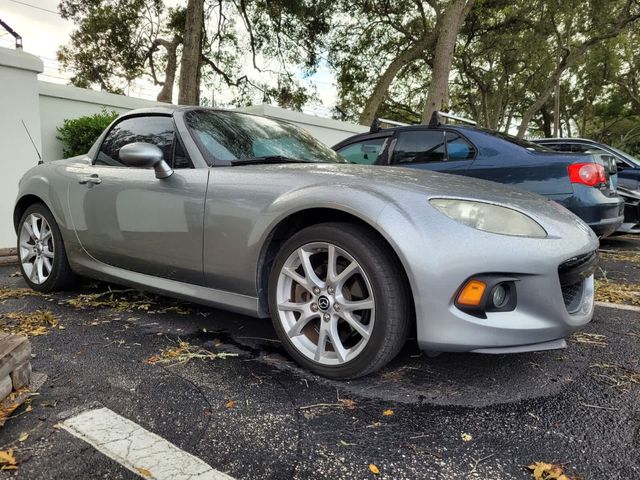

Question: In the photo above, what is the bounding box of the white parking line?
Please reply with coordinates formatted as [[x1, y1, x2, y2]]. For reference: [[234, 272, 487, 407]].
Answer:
[[595, 301, 640, 313], [59, 407, 235, 480]]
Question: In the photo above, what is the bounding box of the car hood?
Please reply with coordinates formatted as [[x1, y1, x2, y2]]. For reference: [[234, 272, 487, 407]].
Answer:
[[245, 162, 595, 238]]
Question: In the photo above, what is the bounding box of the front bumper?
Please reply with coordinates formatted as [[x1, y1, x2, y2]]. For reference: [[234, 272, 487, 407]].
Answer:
[[377, 201, 599, 354]]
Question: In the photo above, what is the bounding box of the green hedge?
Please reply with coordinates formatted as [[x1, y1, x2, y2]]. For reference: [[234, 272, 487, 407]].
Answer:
[[56, 109, 119, 158]]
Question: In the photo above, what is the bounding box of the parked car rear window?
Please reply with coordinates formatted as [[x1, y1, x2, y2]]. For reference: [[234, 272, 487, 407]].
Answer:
[[478, 128, 551, 152], [336, 137, 387, 164], [96, 116, 174, 167], [185, 110, 346, 164]]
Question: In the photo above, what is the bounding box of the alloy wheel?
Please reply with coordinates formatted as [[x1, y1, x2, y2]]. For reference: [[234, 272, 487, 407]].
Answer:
[[19, 213, 55, 285], [275, 242, 375, 365]]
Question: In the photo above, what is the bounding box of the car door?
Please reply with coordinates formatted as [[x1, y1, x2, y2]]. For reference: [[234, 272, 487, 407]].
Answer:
[[388, 129, 476, 174], [66, 114, 207, 285]]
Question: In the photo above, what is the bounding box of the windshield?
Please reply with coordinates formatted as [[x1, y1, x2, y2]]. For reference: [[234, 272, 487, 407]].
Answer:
[[184, 109, 346, 165], [476, 128, 552, 152], [610, 146, 640, 168]]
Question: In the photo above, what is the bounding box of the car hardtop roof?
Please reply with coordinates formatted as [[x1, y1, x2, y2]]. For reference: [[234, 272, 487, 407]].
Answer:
[[533, 137, 600, 144]]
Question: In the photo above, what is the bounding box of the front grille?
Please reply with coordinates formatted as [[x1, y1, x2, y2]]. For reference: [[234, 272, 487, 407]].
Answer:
[[561, 280, 584, 312], [558, 251, 597, 313]]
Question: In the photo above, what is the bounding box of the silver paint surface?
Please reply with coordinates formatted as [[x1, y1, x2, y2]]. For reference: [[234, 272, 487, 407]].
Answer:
[[15, 108, 599, 352]]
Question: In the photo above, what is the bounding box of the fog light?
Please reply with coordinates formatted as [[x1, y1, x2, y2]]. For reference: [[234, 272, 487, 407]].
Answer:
[[491, 284, 508, 309]]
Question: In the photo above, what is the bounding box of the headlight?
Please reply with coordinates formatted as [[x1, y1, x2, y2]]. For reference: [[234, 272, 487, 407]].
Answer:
[[430, 198, 547, 238]]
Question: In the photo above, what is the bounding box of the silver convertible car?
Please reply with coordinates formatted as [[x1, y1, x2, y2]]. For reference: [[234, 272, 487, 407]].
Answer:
[[14, 107, 599, 378]]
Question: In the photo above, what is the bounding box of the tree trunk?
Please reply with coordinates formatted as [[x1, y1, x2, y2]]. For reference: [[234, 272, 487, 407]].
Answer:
[[178, 0, 204, 105], [358, 35, 435, 126], [421, 0, 475, 123], [156, 37, 180, 103]]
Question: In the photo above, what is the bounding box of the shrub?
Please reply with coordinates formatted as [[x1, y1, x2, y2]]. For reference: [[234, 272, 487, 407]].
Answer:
[[56, 109, 119, 158]]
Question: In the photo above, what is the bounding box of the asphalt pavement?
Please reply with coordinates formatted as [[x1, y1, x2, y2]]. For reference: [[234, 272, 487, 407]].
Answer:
[[0, 235, 639, 479]]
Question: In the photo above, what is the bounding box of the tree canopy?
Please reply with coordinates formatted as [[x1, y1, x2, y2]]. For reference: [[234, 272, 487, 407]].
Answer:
[[57, 0, 640, 151]]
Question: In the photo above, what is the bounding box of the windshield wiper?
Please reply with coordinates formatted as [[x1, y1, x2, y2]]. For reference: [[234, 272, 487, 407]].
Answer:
[[230, 155, 313, 166]]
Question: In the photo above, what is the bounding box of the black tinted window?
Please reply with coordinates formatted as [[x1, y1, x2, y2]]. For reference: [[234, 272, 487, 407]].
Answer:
[[336, 137, 386, 164], [392, 131, 446, 164], [96, 116, 174, 166], [446, 133, 476, 160]]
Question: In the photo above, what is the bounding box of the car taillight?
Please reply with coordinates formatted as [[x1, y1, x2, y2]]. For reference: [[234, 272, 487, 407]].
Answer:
[[568, 163, 607, 187]]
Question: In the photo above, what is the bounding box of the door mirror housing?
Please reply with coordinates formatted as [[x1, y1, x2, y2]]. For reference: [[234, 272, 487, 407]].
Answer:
[[119, 142, 173, 179]]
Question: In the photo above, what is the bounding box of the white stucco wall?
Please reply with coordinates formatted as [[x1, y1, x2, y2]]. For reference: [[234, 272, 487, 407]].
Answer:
[[39, 82, 164, 161], [237, 104, 368, 147], [0, 47, 44, 249]]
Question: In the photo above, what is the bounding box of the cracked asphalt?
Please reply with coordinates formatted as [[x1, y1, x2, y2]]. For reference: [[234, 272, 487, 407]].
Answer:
[[0, 234, 639, 479]]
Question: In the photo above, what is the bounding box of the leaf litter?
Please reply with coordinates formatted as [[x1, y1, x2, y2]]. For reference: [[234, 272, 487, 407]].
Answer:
[[144, 340, 237, 366], [589, 363, 640, 391], [527, 461, 581, 480], [570, 332, 607, 347], [595, 280, 640, 306], [0, 310, 59, 337], [65, 288, 194, 314]]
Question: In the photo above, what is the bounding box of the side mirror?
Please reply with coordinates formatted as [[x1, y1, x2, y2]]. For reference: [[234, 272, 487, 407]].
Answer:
[[119, 142, 173, 179]]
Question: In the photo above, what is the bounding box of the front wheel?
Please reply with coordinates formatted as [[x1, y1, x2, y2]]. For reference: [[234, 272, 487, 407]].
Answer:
[[268, 222, 411, 379]]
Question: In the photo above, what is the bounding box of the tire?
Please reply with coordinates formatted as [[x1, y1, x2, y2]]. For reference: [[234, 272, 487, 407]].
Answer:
[[268, 222, 411, 379], [17, 203, 77, 292]]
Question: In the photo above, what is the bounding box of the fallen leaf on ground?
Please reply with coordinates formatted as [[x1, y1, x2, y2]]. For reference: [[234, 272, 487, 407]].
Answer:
[[595, 280, 640, 306], [225, 400, 235, 409], [0, 287, 41, 301], [461, 432, 472, 442], [527, 461, 574, 480], [570, 332, 607, 348], [382, 409, 394, 416], [18, 432, 28, 442], [1, 309, 59, 337], [136, 467, 152, 477], [144, 340, 238, 365], [338, 398, 356, 410], [369, 463, 380, 475], [0, 449, 17, 469]]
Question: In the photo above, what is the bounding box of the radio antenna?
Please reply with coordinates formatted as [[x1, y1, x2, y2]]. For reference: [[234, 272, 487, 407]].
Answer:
[[21, 120, 42, 163]]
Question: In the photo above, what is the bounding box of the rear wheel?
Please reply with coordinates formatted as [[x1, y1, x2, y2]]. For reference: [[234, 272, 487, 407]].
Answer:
[[268, 222, 410, 379], [18, 203, 76, 292]]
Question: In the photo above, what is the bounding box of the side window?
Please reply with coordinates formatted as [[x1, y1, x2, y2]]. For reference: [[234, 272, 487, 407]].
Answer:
[[96, 116, 174, 167], [336, 137, 386, 164], [446, 132, 476, 160], [392, 131, 446, 164]]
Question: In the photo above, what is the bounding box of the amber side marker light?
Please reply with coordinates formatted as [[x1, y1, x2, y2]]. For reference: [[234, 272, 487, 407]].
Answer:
[[457, 280, 487, 306]]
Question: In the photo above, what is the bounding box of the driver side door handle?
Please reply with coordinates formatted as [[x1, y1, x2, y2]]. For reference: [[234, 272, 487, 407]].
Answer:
[[79, 174, 101, 185]]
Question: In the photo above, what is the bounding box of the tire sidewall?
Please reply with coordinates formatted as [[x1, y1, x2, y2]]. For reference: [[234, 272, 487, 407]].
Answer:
[[268, 223, 406, 379]]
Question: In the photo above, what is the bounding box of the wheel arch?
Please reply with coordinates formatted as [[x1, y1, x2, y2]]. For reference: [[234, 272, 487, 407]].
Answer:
[[255, 207, 416, 326], [14, 194, 47, 232]]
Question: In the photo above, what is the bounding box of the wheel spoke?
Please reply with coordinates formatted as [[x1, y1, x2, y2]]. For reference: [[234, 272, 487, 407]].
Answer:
[[286, 311, 317, 338], [40, 227, 52, 242], [297, 248, 325, 288], [282, 266, 313, 293], [43, 256, 53, 273], [42, 249, 54, 259], [326, 244, 338, 283], [328, 321, 348, 363], [341, 298, 374, 312], [20, 247, 36, 262], [314, 328, 328, 361], [338, 311, 371, 340], [334, 261, 359, 288], [30, 215, 41, 240], [36, 257, 45, 283], [278, 301, 306, 312]]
